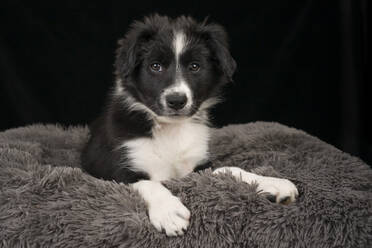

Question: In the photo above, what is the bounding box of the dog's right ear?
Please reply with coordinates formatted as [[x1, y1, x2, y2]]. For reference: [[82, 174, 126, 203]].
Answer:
[[114, 21, 156, 79], [200, 23, 236, 82]]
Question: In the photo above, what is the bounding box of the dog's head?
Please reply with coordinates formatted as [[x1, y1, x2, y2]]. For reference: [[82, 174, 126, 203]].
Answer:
[[115, 15, 236, 121]]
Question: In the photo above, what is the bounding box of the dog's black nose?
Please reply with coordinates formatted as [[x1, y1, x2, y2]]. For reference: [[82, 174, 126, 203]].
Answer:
[[166, 93, 187, 110]]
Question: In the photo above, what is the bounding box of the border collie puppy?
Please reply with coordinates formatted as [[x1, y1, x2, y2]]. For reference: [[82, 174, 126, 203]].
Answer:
[[82, 15, 298, 236]]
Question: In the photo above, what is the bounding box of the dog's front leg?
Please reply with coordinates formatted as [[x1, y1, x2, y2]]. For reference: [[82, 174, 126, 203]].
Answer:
[[213, 167, 298, 204], [131, 180, 190, 236]]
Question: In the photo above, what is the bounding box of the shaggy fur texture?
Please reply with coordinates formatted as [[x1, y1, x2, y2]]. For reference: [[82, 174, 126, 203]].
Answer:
[[0, 122, 371, 247]]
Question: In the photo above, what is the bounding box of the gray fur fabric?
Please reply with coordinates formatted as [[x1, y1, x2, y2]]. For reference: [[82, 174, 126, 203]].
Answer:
[[0, 122, 371, 248]]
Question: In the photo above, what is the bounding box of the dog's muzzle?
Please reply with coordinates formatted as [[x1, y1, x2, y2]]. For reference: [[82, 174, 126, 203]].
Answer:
[[165, 93, 187, 111]]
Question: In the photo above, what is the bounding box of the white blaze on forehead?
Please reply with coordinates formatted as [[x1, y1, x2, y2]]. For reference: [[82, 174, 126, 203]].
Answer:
[[173, 32, 186, 63], [161, 31, 192, 110]]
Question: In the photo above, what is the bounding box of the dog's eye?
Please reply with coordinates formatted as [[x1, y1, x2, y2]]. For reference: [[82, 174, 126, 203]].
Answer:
[[189, 63, 200, 72], [150, 63, 163, 72]]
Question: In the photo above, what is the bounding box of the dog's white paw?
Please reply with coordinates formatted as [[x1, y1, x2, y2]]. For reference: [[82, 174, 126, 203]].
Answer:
[[148, 195, 190, 236], [213, 167, 298, 204], [256, 176, 299, 204]]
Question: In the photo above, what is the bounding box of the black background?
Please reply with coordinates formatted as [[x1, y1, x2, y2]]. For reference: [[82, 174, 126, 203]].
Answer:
[[1, 1, 370, 165]]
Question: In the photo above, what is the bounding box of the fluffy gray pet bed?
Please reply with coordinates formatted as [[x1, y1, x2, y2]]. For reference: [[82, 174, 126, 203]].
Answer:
[[0, 122, 371, 248]]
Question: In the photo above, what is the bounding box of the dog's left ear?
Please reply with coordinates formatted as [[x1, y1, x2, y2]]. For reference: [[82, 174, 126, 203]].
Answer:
[[201, 23, 237, 82]]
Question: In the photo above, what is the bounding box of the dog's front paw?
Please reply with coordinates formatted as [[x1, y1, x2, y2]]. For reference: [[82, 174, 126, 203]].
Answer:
[[213, 167, 298, 204], [257, 177, 299, 204], [148, 195, 190, 236]]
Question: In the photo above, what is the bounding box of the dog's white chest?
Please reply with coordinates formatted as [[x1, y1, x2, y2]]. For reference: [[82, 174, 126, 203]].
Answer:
[[123, 121, 209, 181]]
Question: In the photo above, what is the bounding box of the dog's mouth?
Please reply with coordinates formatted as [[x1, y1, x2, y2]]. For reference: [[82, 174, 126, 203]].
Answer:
[[144, 97, 212, 122], [158, 112, 192, 121], [160, 106, 197, 118], [166, 111, 190, 117], [153, 105, 199, 123], [155, 113, 190, 124]]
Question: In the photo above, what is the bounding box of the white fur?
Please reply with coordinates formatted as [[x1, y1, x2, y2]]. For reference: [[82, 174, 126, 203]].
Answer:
[[173, 32, 186, 64], [131, 180, 190, 236], [121, 119, 210, 181], [198, 97, 220, 111], [157, 31, 193, 111], [115, 79, 124, 94], [124, 95, 155, 116], [213, 167, 299, 203], [114, 82, 158, 121]]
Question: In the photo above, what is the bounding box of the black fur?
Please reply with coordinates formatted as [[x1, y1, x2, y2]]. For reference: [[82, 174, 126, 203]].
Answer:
[[81, 14, 236, 184]]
